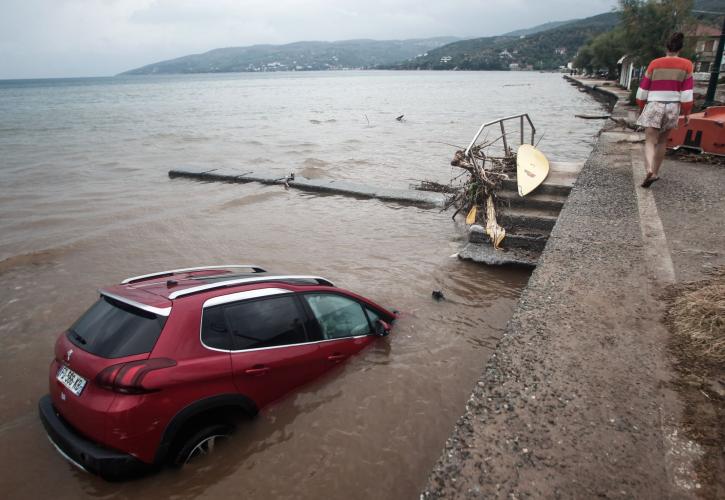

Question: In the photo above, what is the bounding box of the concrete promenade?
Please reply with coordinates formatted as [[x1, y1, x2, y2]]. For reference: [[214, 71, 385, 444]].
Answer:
[[422, 78, 724, 498]]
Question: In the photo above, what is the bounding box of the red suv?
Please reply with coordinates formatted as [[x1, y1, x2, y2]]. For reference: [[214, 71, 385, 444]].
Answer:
[[39, 265, 395, 481]]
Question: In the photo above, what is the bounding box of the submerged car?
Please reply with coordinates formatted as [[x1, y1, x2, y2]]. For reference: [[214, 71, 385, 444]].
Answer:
[[39, 265, 395, 481]]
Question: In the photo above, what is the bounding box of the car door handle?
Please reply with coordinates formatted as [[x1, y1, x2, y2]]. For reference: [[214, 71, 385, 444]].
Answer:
[[244, 366, 270, 376], [327, 353, 346, 363]]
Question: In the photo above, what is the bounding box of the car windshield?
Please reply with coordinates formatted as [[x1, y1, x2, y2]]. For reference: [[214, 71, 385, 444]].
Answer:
[[67, 296, 166, 358]]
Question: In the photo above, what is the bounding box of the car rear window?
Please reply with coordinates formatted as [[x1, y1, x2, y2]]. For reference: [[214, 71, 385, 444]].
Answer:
[[67, 296, 167, 358], [201, 306, 232, 350]]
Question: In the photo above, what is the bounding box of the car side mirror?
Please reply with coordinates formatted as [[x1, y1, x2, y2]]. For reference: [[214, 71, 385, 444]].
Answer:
[[374, 319, 391, 337]]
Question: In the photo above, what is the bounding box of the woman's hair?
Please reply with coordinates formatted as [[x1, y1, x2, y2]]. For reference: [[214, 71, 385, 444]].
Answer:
[[667, 32, 684, 53]]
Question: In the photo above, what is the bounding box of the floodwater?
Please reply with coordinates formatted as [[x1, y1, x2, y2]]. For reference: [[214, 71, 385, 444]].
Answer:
[[0, 71, 604, 499]]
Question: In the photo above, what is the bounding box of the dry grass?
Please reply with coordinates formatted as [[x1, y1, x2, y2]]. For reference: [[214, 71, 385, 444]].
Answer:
[[665, 268, 725, 498], [667, 268, 725, 364]]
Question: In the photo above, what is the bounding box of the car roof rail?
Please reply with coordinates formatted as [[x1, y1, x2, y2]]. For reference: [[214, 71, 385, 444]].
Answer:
[[168, 275, 335, 300], [121, 265, 267, 285]]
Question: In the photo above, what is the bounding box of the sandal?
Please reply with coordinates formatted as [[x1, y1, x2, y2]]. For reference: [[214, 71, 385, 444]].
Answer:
[[641, 173, 660, 188]]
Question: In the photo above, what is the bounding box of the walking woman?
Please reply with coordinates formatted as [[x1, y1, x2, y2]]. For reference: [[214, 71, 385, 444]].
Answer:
[[635, 32, 693, 188]]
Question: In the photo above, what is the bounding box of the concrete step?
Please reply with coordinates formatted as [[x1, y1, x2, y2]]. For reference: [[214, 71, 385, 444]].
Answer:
[[497, 190, 566, 211], [469, 224, 550, 252], [498, 206, 560, 231], [499, 160, 582, 196], [458, 242, 539, 267], [503, 227, 550, 251], [501, 178, 571, 196]]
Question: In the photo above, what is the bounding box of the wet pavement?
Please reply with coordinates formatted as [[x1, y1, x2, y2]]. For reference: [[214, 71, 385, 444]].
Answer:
[[424, 79, 724, 499]]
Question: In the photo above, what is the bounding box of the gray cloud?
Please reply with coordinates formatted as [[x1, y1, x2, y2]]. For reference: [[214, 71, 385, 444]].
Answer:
[[0, 0, 618, 79]]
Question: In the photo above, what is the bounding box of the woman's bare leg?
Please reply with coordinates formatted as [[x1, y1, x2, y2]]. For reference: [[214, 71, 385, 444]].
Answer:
[[644, 127, 660, 175], [652, 128, 671, 177]]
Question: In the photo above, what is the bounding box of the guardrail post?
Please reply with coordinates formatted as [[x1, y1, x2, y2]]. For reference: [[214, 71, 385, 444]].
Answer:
[[500, 121, 508, 155], [520, 115, 524, 147]]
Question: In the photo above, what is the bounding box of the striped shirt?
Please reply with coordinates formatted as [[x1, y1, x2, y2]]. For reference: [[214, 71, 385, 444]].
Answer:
[[636, 56, 694, 115]]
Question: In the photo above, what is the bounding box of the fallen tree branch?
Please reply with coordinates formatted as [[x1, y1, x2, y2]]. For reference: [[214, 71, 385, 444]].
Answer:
[[608, 116, 639, 131]]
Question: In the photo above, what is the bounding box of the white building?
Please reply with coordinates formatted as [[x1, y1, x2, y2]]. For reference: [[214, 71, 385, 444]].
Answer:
[[617, 55, 636, 90]]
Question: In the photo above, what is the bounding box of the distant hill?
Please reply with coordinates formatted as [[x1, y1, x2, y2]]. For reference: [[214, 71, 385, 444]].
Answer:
[[692, 0, 725, 27], [501, 20, 573, 37], [121, 37, 460, 75], [392, 12, 620, 71]]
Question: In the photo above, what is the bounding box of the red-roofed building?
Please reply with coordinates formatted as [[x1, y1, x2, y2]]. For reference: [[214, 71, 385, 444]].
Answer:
[[692, 24, 723, 77]]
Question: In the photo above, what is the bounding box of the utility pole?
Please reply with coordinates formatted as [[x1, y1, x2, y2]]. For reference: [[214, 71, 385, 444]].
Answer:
[[694, 10, 725, 107]]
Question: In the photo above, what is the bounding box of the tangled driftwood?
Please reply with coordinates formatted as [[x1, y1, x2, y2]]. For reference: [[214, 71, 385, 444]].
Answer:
[[414, 137, 516, 249], [445, 143, 515, 219]]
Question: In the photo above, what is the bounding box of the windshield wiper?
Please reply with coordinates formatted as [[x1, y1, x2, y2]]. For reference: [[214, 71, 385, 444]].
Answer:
[[69, 329, 87, 345]]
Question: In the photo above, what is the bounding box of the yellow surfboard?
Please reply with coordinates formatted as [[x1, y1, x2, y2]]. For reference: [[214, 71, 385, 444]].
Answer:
[[517, 144, 549, 197]]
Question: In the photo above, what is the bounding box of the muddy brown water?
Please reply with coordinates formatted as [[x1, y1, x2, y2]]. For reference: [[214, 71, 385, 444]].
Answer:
[[0, 186, 529, 499], [0, 71, 606, 498]]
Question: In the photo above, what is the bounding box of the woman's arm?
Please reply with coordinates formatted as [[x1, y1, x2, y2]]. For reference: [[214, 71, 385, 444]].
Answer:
[[679, 61, 694, 117], [636, 62, 653, 109]]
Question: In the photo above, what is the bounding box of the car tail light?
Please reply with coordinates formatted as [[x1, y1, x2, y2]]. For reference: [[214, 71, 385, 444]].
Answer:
[[96, 358, 176, 394]]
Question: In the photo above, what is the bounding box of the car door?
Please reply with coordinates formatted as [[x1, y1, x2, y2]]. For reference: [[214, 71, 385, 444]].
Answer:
[[300, 293, 377, 373], [215, 294, 322, 408]]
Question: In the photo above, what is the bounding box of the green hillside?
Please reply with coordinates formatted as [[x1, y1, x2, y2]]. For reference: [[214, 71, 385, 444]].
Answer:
[[501, 20, 573, 37], [392, 12, 620, 71], [693, 0, 725, 26], [121, 37, 459, 75]]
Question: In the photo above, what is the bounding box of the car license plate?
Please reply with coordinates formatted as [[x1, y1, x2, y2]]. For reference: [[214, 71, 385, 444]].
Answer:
[[57, 365, 87, 396]]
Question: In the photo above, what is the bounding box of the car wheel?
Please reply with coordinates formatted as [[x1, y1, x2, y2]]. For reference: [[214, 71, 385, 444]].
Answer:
[[170, 423, 234, 467]]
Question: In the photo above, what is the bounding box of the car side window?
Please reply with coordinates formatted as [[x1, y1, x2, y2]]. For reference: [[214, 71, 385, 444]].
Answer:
[[224, 295, 307, 350], [303, 294, 371, 340], [365, 307, 382, 326], [201, 306, 233, 350]]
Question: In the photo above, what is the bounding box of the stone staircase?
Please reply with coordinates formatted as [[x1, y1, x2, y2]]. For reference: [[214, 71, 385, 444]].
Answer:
[[458, 161, 583, 267]]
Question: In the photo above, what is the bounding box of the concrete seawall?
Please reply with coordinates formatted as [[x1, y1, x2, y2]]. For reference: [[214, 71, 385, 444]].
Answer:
[[169, 167, 447, 208], [422, 78, 718, 498]]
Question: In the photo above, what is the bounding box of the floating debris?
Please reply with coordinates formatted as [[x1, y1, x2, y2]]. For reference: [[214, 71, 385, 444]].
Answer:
[[670, 151, 725, 166], [445, 141, 515, 233], [411, 180, 457, 193], [414, 135, 516, 249], [485, 194, 506, 249]]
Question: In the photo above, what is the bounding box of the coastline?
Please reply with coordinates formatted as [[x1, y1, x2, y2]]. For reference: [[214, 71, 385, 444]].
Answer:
[[422, 77, 724, 498]]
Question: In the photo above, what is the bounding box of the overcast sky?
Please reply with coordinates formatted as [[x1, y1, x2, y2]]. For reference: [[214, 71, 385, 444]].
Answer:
[[0, 0, 618, 79]]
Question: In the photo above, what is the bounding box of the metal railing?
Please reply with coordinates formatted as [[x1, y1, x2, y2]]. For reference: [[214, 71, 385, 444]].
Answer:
[[168, 275, 335, 299], [464, 113, 536, 157], [121, 265, 267, 284]]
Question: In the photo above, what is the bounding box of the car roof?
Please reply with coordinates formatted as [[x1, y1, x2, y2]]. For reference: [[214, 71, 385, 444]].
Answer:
[[99, 265, 336, 316]]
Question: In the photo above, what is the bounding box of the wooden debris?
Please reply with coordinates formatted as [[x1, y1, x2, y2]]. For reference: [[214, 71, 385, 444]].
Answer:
[[485, 195, 506, 249], [443, 140, 515, 224], [608, 116, 639, 131], [411, 180, 457, 193], [416, 137, 517, 249]]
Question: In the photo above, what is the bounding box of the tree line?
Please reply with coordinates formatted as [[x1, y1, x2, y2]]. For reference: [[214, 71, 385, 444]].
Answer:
[[573, 0, 697, 77]]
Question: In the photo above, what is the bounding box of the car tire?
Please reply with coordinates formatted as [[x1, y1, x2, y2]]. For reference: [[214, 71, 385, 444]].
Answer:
[[169, 423, 234, 467]]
